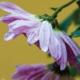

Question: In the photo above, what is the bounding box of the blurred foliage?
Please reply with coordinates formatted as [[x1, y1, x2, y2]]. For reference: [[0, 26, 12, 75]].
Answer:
[[60, 8, 80, 32], [69, 67, 80, 77], [71, 26, 80, 37]]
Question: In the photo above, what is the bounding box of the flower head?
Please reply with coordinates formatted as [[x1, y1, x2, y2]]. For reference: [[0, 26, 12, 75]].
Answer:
[[12, 63, 74, 80], [0, 2, 80, 71]]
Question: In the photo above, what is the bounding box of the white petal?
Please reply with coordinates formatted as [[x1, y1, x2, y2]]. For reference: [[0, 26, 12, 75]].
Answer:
[[39, 21, 50, 52]]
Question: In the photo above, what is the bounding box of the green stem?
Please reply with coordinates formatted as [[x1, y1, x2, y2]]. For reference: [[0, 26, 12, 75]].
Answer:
[[53, 19, 62, 30], [51, 0, 76, 18]]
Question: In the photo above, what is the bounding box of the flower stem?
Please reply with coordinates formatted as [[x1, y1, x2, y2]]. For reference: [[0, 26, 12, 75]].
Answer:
[[51, 0, 76, 18]]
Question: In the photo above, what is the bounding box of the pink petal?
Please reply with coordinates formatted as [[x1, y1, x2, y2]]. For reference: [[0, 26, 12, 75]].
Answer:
[[28, 32, 38, 44], [27, 27, 40, 44], [26, 69, 47, 80], [0, 14, 29, 24], [41, 71, 52, 80], [55, 35, 67, 70], [39, 21, 50, 52], [49, 29, 61, 60], [8, 20, 40, 29], [60, 32, 80, 71], [55, 75, 59, 80], [59, 40, 67, 70], [54, 32, 62, 60], [65, 41, 80, 71], [61, 32, 80, 56], [0, 2, 28, 14]]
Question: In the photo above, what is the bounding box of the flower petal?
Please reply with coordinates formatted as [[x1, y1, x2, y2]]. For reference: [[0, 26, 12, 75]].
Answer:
[[8, 19, 40, 29], [49, 29, 61, 60], [60, 41, 67, 70], [39, 21, 50, 52], [27, 27, 39, 44], [4, 31, 15, 41], [0, 14, 29, 24], [41, 71, 53, 80], [56, 35, 67, 70], [0, 2, 28, 14], [61, 32, 80, 56]]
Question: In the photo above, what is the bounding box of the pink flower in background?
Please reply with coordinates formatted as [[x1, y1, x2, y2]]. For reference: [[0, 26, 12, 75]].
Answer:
[[11, 64, 74, 80], [11, 64, 57, 80]]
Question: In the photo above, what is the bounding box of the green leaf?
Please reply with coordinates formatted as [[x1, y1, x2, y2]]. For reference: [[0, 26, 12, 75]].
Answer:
[[69, 67, 78, 77], [60, 14, 72, 32], [71, 30, 80, 37], [72, 9, 80, 25], [69, 66, 80, 76], [60, 8, 80, 32]]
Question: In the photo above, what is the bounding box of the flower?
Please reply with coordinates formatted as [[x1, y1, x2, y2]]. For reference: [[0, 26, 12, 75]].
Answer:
[[11, 63, 74, 80], [0, 2, 80, 71], [0, 2, 51, 52]]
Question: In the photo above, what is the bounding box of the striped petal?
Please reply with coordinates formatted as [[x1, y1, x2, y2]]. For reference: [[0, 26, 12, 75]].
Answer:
[[27, 27, 40, 44]]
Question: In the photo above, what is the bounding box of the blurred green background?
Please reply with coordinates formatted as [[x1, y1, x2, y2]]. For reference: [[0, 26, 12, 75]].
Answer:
[[0, 0, 80, 79]]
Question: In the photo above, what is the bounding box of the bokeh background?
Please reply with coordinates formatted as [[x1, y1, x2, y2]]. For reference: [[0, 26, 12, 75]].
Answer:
[[0, 0, 80, 80]]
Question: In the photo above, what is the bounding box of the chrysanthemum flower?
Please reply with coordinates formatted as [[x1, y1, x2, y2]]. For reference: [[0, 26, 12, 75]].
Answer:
[[0, 2, 80, 71], [11, 63, 74, 80]]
